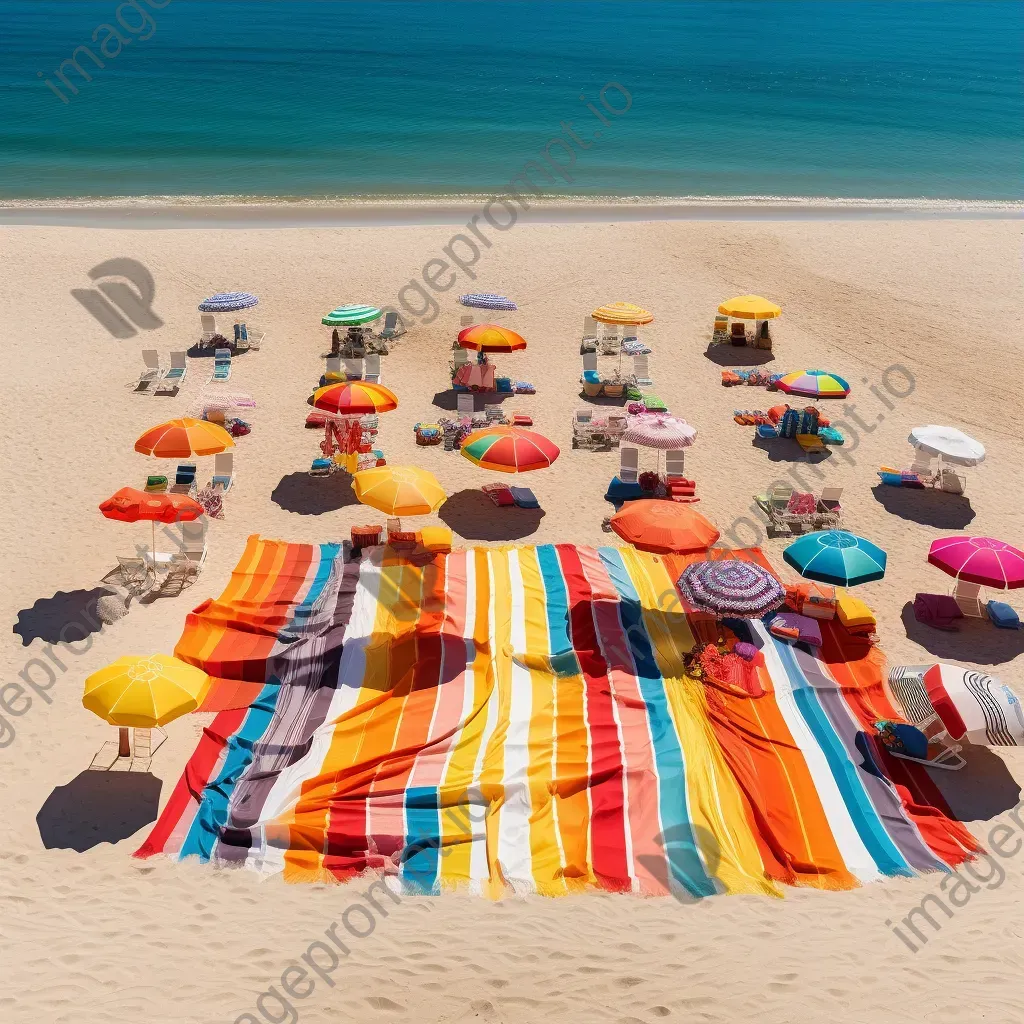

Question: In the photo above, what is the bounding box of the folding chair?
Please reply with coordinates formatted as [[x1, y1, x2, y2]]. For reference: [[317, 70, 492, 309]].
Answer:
[[619, 446, 640, 484], [364, 353, 381, 384], [886, 666, 967, 770], [952, 581, 985, 618], [633, 354, 653, 387]]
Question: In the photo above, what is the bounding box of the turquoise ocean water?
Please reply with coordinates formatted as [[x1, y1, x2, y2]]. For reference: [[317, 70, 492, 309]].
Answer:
[[0, 0, 1021, 201]]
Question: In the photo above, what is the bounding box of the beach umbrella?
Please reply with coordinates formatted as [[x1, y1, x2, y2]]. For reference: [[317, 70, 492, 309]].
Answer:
[[460, 426, 560, 473], [927, 536, 1024, 590], [99, 487, 204, 565], [321, 304, 382, 327], [352, 465, 446, 516], [776, 369, 850, 399], [135, 418, 235, 458], [457, 324, 527, 352], [312, 381, 399, 417], [610, 501, 720, 554], [459, 293, 518, 311], [783, 531, 887, 586], [622, 415, 697, 449], [198, 291, 259, 312], [717, 295, 781, 320], [908, 426, 986, 467], [676, 560, 785, 618], [921, 664, 1024, 746], [591, 302, 654, 326], [83, 654, 211, 758]]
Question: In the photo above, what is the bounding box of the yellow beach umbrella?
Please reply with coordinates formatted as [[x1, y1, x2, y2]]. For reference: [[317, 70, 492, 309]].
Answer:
[[352, 465, 446, 516], [83, 654, 211, 757], [718, 295, 782, 320], [591, 301, 654, 326]]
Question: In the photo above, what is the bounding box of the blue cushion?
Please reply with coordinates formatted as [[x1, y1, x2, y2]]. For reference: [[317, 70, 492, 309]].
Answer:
[[510, 486, 540, 509], [988, 600, 1021, 629], [583, 370, 601, 384], [311, 458, 331, 469]]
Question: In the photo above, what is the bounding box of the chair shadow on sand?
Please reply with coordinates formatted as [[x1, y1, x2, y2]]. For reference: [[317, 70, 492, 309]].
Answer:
[[431, 390, 516, 413], [271, 471, 359, 515], [901, 602, 1024, 665], [577, 390, 628, 408], [439, 489, 544, 541], [36, 771, 162, 852], [871, 484, 976, 529], [703, 344, 776, 367], [13, 587, 112, 646]]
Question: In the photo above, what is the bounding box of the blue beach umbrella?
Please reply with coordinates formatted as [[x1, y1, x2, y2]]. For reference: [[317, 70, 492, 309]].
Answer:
[[198, 291, 259, 312], [783, 531, 887, 587]]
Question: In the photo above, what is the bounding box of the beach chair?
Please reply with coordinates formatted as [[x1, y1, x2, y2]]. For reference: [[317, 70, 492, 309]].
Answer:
[[325, 355, 342, 378], [633, 354, 653, 387], [582, 316, 598, 342], [582, 351, 599, 375], [665, 449, 686, 481], [456, 393, 474, 416], [364, 354, 381, 384], [599, 333, 620, 356], [115, 555, 154, 596], [818, 485, 843, 521], [886, 666, 967, 770], [212, 452, 233, 493], [730, 322, 747, 345], [619, 446, 640, 484], [200, 314, 217, 345], [951, 581, 985, 618], [167, 521, 208, 584], [155, 350, 187, 394], [342, 357, 363, 379], [169, 464, 197, 495], [211, 348, 231, 382], [130, 350, 162, 392], [379, 311, 404, 341]]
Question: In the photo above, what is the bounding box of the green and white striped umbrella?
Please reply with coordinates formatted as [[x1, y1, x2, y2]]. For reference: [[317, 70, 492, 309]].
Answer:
[[321, 304, 382, 327]]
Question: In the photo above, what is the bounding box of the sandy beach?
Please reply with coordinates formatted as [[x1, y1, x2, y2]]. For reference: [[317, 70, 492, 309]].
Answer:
[[2, 211, 1023, 1024]]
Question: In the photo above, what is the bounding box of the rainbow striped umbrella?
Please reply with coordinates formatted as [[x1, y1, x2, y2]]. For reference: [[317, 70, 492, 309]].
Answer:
[[312, 381, 398, 417], [461, 426, 560, 474], [777, 369, 850, 399], [321, 304, 382, 327]]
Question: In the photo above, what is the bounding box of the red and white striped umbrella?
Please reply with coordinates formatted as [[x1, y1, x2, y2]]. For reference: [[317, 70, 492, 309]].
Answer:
[[622, 415, 697, 450]]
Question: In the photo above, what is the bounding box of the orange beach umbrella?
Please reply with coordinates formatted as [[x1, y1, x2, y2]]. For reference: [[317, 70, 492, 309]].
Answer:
[[135, 418, 235, 458], [609, 501, 720, 554], [457, 324, 527, 352]]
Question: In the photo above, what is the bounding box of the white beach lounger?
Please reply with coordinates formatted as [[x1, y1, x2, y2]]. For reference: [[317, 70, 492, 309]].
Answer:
[[212, 452, 234, 493], [364, 354, 381, 383], [619, 446, 640, 484], [200, 314, 217, 345], [633, 354, 653, 387]]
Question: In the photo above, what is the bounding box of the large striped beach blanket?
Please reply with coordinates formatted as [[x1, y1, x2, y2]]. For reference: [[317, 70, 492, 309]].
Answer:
[[138, 536, 978, 897]]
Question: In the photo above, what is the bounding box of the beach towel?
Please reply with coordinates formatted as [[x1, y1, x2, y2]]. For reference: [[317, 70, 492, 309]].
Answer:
[[138, 539, 979, 896], [913, 593, 963, 631]]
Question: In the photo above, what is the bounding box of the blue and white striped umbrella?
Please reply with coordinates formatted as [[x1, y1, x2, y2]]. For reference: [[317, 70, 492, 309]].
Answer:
[[322, 304, 382, 326], [198, 291, 259, 312], [459, 293, 518, 311]]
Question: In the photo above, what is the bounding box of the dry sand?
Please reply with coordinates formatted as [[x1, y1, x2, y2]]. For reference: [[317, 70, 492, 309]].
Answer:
[[1, 214, 1022, 1024]]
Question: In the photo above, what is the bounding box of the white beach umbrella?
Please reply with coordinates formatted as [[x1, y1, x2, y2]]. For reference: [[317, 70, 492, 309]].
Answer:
[[908, 426, 985, 466]]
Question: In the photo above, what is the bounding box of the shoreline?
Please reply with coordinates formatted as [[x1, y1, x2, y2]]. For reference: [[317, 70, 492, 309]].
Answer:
[[2, 195, 1021, 228]]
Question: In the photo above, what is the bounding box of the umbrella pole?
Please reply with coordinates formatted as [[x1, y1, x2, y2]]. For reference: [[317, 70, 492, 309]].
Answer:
[[151, 519, 156, 565], [117, 726, 131, 758]]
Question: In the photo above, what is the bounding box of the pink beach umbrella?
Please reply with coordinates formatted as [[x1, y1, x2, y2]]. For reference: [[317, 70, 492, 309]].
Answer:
[[927, 537, 1024, 590], [622, 415, 697, 449]]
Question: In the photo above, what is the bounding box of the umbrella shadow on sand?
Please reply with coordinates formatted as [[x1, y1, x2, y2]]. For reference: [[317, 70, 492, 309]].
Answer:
[[901, 602, 1024, 665], [439, 489, 544, 541], [432, 390, 516, 412], [271, 471, 359, 515], [703, 344, 776, 367], [13, 588, 112, 646], [871, 485, 976, 530], [928, 746, 1021, 823], [37, 771, 162, 852]]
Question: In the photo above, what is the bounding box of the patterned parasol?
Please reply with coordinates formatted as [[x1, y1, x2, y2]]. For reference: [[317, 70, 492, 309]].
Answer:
[[677, 560, 785, 618], [622, 415, 697, 449]]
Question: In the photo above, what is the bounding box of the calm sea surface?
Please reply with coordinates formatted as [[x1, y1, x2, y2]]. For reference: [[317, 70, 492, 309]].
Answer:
[[1, 0, 1020, 200]]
